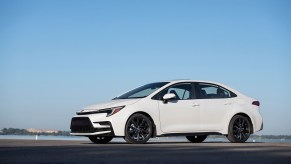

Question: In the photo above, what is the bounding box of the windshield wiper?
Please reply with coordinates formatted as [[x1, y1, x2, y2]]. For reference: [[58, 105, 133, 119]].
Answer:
[[128, 96, 146, 99], [115, 96, 146, 99]]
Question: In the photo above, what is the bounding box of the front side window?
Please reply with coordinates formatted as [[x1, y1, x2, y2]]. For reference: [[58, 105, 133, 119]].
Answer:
[[114, 82, 169, 99], [156, 83, 193, 100], [196, 83, 236, 99]]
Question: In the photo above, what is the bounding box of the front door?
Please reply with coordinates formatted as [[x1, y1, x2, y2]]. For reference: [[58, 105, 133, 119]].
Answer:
[[158, 83, 201, 133]]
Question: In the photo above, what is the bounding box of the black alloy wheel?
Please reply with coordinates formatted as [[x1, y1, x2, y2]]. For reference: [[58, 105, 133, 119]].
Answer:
[[124, 113, 152, 144], [88, 136, 113, 144], [186, 135, 207, 143], [227, 115, 251, 143]]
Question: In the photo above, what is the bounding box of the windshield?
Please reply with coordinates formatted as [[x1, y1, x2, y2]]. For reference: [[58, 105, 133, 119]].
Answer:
[[114, 82, 169, 99]]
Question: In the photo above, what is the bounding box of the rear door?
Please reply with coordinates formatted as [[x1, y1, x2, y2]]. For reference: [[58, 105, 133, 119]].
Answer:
[[195, 82, 235, 131]]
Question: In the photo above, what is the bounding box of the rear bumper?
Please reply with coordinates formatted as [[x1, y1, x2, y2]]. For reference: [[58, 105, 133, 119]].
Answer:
[[70, 117, 115, 136], [252, 112, 263, 133], [259, 122, 263, 131]]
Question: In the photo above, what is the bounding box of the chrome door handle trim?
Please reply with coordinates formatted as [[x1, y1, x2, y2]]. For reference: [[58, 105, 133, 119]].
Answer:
[[192, 104, 200, 107]]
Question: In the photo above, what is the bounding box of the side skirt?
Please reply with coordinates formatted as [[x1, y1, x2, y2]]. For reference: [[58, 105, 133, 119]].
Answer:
[[157, 132, 222, 137]]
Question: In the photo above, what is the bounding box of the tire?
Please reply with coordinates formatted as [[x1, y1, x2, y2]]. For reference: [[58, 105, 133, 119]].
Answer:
[[227, 115, 251, 143], [124, 113, 153, 144], [186, 135, 207, 143], [88, 136, 113, 144]]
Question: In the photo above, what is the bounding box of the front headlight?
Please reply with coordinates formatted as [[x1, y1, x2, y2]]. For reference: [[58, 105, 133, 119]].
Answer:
[[77, 106, 125, 117], [106, 106, 125, 117]]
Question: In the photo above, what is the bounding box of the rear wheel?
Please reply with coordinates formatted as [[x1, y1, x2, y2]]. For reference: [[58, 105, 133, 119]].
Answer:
[[124, 113, 152, 144], [88, 136, 113, 144], [227, 115, 251, 143], [186, 135, 207, 143]]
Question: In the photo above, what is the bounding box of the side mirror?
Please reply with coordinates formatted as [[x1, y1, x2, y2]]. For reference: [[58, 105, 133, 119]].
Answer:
[[162, 93, 176, 103]]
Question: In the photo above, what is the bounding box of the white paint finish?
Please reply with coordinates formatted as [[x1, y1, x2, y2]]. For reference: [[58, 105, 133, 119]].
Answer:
[[198, 98, 233, 131], [81, 99, 140, 111], [158, 99, 200, 133]]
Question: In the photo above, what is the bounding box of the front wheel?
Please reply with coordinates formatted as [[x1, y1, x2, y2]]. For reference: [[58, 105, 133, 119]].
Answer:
[[124, 113, 153, 144], [88, 136, 113, 144], [186, 135, 207, 143], [227, 115, 251, 143]]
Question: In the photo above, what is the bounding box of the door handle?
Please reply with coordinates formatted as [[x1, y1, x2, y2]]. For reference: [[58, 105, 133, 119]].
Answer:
[[224, 102, 231, 105], [193, 103, 200, 107]]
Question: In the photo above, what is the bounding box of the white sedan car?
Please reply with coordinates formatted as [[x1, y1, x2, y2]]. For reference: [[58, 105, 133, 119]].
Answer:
[[70, 80, 263, 144]]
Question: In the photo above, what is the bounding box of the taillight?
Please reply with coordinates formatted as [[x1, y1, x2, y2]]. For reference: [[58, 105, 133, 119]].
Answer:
[[252, 101, 260, 106]]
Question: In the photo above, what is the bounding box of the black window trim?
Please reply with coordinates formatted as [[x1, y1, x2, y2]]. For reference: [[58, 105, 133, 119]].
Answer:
[[194, 82, 237, 99]]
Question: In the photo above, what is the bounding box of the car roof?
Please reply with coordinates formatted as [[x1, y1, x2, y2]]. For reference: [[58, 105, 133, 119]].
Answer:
[[163, 79, 219, 84]]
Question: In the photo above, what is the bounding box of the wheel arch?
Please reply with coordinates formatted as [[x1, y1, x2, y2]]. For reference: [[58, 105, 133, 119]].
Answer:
[[126, 111, 157, 137], [230, 113, 254, 134]]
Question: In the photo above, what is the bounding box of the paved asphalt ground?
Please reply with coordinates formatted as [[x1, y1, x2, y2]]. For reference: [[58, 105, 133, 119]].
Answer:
[[0, 139, 291, 163]]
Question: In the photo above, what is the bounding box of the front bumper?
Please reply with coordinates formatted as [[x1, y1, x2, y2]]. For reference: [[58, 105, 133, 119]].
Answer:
[[70, 117, 115, 136]]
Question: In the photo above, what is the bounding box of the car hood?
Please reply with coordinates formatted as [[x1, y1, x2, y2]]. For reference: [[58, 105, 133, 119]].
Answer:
[[79, 99, 141, 112]]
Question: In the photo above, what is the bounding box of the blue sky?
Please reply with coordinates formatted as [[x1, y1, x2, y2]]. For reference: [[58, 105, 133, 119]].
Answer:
[[0, 0, 290, 134]]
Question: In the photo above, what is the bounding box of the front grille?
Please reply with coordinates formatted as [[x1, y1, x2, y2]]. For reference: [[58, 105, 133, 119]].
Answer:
[[70, 118, 114, 135], [70, 117, 95, 133]]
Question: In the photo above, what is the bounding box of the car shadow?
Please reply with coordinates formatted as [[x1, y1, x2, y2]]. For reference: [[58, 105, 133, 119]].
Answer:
[[81, 141, 265, 145]]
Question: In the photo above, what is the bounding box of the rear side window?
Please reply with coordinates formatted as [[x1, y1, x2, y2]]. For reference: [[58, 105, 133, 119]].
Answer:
[[196, 83, 236, 99]]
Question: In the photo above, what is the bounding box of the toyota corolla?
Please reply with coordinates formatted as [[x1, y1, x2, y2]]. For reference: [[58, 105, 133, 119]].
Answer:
[[70, 80, 263, 144]]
